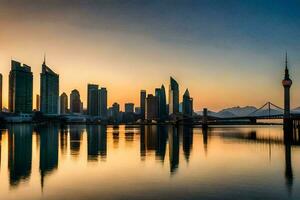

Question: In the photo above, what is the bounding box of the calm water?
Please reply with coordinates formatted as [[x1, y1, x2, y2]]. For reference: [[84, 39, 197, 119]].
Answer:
[[0, 124, 299, 200]]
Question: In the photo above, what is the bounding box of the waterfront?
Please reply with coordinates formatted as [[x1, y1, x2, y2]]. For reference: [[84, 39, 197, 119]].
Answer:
[[0, 124, 299, 200]]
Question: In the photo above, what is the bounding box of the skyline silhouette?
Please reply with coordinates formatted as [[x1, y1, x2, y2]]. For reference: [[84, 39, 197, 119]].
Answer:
[[1, 1, 300, 111]]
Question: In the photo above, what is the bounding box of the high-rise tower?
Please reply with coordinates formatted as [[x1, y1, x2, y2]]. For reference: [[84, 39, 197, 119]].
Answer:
[[282, 53, 292, 119], [40, 58, 59, 114], [9, 60, 33, 113], [169, 77, 179, 115]]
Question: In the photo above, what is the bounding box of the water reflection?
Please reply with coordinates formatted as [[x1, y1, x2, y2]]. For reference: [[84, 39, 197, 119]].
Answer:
[[36, 124, 59, 189], [69, 125, 84, 157], [0, 124, 300, 199], [8, 125, 32, 188], [87, 125, 107, 161], [168, 126, 179, 174]]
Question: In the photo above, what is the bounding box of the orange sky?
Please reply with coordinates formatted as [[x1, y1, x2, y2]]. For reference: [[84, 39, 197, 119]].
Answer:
[[0, 1, 299, 112]]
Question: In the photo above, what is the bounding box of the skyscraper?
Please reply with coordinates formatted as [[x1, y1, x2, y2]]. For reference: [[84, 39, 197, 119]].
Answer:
[[0, 73, 2, 112], [145, 94, 159, 121], [36, 94, 40, 111], [87, 84, 98, 116], [160, 85, 167, 119], [169, 77, 179, 115], [140, 90, 146, 120], [40, 59, 59, 114], [282, 53, 292, 119], [112, 102, 120, 120], [70, 89, 81, 113], [155, 85, 167, 120], [60, 92, 68, 114], [182, 89, 193, 116], [125, 103, 134, 113], [98, 87, 107, 119], [9, 60, 33, 113]]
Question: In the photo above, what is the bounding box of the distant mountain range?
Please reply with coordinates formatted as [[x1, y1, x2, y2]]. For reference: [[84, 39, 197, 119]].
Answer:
[[196, 106, 300, 118]]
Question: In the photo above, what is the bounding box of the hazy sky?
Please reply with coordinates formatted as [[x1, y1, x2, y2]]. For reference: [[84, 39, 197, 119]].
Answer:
[[0, 0, 300, 111]]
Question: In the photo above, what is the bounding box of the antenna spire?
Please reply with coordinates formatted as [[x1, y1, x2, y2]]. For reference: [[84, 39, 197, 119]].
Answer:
[[285, 51, 288, 70], [43, 53, 46, 65]]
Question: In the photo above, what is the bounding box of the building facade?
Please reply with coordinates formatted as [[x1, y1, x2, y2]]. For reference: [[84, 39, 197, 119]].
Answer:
[[87, 84, 99, 116], [70, 89, 81, 113], [60, 92, 68, 114], [40, 60, 59, 114], [169, 77, 179, 115], [125, 103, 134, 113], [98, 87, 107, 119], [140, 90, 146, 120], [145, 94, 159, 121], [9, 60, 33, 113], [182, 89, 193, 116]]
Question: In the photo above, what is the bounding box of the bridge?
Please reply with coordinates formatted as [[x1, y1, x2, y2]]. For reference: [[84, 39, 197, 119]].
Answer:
[[176, 101, 300, 125]]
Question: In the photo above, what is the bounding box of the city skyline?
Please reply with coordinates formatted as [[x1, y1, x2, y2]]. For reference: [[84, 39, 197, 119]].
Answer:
[[1, 1, 300, 111]]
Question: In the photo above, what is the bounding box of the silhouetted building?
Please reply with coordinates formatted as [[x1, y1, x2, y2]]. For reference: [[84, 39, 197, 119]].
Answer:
[[140, 90, 146, 120], [125, 103, 134, 113], [0, 73, 2, 111], [182, 89, 193, 116], [145, 94, 159, 121], [169, 77, 179, 115], [282, 53, 292, 119], [155, 85, 167, 120], [60, 92, 68, 114], [36, 94, 40, 111], [112, 102, 120, 120], [8, 125, 33, 187], [87, 84, 98, 116], [40, 59, 59, 114], [98, 87, 107, 119], [70, 89, 81, 113], [135, 107, 141, 114], [9, 60, 33, 113]]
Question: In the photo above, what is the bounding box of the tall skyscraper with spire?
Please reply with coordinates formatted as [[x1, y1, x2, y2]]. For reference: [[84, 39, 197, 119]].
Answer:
[[169, 77, 179, 115], [282, 52, 292, 119], [40, 57, 59, 114], [9, 60, 33, 113]]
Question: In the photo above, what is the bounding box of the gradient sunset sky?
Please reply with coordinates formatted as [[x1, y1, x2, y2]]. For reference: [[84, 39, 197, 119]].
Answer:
[[0, 0, 300, 111]]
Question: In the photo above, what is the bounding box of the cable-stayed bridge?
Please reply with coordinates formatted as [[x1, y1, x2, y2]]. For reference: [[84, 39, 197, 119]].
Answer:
[[177, 101, 300, 124]]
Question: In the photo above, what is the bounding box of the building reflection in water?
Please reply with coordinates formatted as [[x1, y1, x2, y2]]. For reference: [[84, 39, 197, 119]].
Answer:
[[140, 125, 167, 163], [168, 126, 179, 174], [156, 126, 167, 162], [283, 128, 297, 196], [202, 127, 209, 155], [1, 124, 298, 195], [87, 125, 107, 161], [180, 126, 193, 162], [36, 124, 59, 189], [140, 126, 146, 159], [69, 125, 84, 157], [60, 125, 68, 155], [7, 125, 32, 188]]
